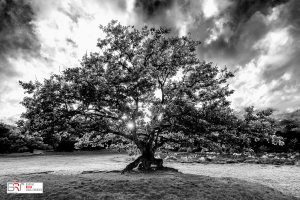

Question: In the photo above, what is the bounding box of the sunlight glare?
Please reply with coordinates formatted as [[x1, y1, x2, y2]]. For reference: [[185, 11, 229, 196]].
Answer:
[[127, 122, 134, 129]]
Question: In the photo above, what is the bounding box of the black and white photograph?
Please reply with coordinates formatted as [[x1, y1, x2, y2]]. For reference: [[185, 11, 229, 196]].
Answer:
[[0, 0, 300, 199]]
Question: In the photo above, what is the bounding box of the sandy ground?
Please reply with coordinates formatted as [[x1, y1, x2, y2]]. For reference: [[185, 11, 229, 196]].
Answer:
[[0, 150, 299, 199]]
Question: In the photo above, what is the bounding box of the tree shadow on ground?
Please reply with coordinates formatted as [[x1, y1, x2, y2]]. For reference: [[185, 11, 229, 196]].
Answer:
[[1, 171, 298, 200]]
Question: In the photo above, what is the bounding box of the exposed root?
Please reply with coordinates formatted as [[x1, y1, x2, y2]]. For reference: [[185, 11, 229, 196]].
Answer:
[[121, 156, 164, 174], [153, 158, 163, 169], [121, 156, 142, 174]]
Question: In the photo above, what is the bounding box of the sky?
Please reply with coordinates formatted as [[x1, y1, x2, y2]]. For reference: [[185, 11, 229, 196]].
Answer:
[[0, 0, 300, 125]]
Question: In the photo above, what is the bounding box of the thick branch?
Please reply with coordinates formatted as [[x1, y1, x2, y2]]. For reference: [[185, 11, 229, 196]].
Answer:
[[153, 130, 160, 151], [147, 129, 156, 145], [131, 97, 141, 148]]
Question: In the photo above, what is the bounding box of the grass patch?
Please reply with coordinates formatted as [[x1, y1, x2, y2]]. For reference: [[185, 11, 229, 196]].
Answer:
[[0, 171, 298, 200]]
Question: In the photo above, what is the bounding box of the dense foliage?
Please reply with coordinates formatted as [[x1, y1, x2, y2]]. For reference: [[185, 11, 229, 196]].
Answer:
[[0, 122, 49, 153], [18, 20, 286, 171], [276, 118, 300, 152], [234, 107, 284, 153]]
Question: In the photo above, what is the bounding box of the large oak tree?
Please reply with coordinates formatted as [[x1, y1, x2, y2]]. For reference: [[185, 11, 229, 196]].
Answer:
[[19, 20, 235, 173]]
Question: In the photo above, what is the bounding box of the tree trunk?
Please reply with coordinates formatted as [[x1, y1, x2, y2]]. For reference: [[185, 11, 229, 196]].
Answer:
[[121, 144, 163, 174]]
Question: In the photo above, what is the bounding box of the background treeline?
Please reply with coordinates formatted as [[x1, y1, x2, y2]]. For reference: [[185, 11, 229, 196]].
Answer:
[[0, 122, 75, 153], [1, 109, 299, 154]]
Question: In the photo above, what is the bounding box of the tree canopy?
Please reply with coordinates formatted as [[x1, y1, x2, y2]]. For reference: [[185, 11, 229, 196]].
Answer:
[[18, 20, 260, 172]]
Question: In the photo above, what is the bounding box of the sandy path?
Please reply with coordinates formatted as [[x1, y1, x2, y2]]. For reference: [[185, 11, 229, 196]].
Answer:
[[1, 152, 299, 198]]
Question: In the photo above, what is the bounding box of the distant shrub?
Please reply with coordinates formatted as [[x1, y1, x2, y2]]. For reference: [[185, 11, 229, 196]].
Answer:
[[288, 138, 299, 152], [274, 124, 300, 152]]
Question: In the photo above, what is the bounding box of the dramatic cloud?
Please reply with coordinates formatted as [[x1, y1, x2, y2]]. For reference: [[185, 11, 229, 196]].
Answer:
[[132, 0, 299, 112], [0, 0, 135, 124], [227, 0, 300, 112], [0, 0, 299, 124], [0, 0, 41, 124]]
